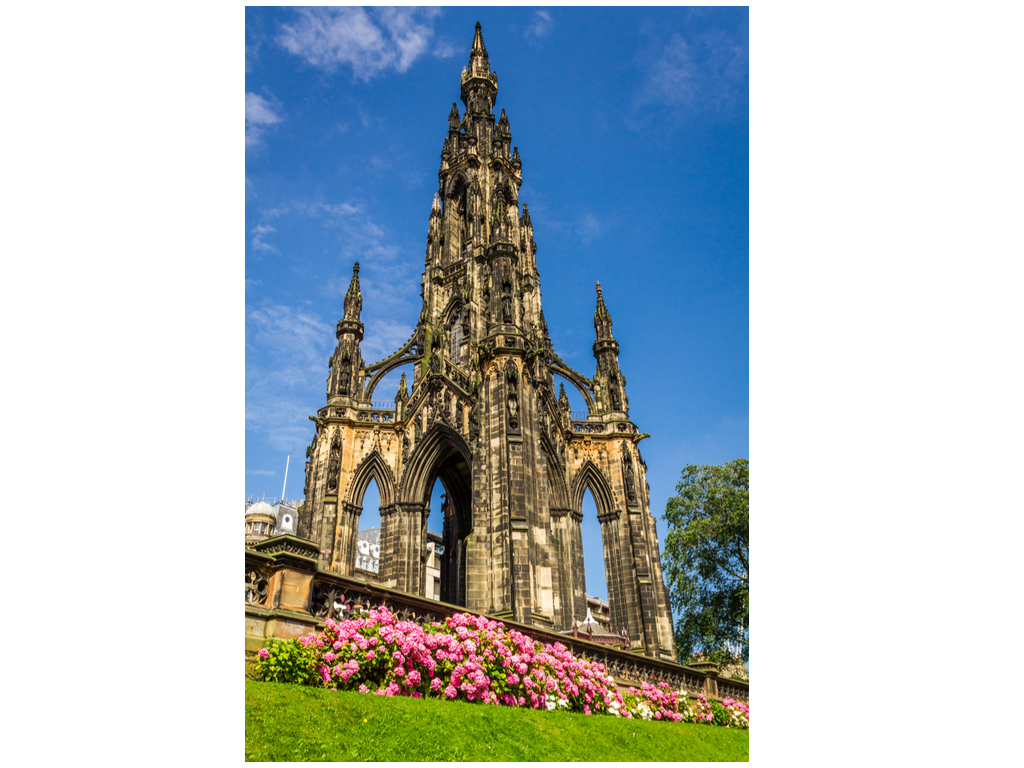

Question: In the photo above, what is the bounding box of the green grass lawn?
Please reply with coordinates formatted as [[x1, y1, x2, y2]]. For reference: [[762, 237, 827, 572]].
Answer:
[[246, 680, 749, 762]]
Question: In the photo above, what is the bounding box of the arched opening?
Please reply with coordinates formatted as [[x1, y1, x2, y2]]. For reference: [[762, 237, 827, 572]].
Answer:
[[426, 450, 471, 606], [394, 422, 473, 602], [580, 488, 609, 624], [424, 479, 445, 602], [568, 460, 633, 639], [356, 478, 383, 577]]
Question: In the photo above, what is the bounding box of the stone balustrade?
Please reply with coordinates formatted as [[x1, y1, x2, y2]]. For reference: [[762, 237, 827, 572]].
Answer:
[[245, 535, 748, 704]]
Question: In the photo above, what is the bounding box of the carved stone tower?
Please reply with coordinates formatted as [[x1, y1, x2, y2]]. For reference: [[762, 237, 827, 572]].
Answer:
[[298, 23, 675, 659]]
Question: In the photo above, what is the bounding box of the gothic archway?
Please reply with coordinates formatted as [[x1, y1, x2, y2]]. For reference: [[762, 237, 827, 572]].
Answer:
[[568, 461, 639, 641], [382, 422, 473, 602], [325, 450, 397, 575]]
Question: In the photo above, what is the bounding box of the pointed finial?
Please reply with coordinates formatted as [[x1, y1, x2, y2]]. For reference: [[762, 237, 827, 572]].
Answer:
[[343, 261, 363, 321], [594, 280, 612, 337], [432, 192, 442, 212], [470, 21, 488, 61]]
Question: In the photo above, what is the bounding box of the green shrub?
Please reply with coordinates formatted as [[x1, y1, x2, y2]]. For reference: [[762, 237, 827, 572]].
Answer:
[[257, 637, 321, 686]]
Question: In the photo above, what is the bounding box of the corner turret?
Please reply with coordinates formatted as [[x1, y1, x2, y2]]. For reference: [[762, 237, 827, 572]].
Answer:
[[592, 282, 628, 415], [328, 262, 365, 401]]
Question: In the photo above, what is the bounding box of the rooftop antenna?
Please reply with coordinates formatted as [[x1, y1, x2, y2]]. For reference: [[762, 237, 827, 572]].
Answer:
[[281, 455, 290, 504]]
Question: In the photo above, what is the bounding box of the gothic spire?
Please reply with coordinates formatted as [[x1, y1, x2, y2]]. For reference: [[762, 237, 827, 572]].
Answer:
[[343, 261, 362, 322], [594, 281, 613, 339], [470, 20, 488, 62], [467, 20, 490, 76]]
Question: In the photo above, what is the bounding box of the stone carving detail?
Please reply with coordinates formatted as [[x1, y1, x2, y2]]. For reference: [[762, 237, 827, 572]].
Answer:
[[245, 566, 269, 606], [469, 401, 480, 448], [309, 581, 348, 622], [622, 447, 637, 505], [326, 431, 341, 494], [506, 363, 519, 431]]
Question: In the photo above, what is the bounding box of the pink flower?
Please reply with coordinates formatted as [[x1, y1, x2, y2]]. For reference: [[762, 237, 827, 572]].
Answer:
[[358, 684, 369, 694], [366, 650, 376, 660], [444, 685, 457, 699], [257, 648, 269, 659]]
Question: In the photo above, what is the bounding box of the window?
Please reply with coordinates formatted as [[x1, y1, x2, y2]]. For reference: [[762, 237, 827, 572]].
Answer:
[[451, 310, 463, 360]]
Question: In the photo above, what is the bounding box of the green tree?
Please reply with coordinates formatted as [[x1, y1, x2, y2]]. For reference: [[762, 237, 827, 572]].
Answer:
[[662, 458, 748, 666]]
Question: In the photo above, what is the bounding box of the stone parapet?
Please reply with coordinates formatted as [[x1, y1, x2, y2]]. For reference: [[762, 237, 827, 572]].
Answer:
[[243, 550, 747, 704]]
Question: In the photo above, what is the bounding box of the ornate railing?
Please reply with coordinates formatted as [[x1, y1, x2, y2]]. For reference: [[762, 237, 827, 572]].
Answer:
[[572, 421, 605, 434], [356, 409, 395, 423], [245, 565, 269, 606], [245, 543, 748, 704]]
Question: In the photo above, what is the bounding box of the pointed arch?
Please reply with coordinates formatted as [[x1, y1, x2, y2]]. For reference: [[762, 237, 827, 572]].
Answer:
[[346, 450, 397, 509], [445, 170, 471, 199], [400, 421, 472, 506], [570, 460, 615, 516]]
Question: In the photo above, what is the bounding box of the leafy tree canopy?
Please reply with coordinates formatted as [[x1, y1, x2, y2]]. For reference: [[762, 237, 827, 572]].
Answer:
[[662, 459, 748, 667]]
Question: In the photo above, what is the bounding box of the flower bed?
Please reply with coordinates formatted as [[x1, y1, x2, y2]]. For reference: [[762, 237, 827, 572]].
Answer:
[[256, 604, 747, 729]]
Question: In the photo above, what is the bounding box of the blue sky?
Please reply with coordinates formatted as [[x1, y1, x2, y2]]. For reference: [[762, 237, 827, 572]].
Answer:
[[245, 7, 748, 604], [8, 3, 1019, 753]]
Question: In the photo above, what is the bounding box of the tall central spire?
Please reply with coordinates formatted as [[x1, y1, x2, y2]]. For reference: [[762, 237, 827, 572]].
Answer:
[[469, 20, 489, 72], [461, 21, 497, 119]]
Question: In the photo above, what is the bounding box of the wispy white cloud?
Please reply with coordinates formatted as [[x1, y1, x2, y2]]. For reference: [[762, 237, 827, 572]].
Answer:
[[246, 301, 334, 451], [276, 7, 442, 80], [575, 212, 602, 245], [251, 195, 423, 376], [246, 92, 282, 147], [432, 37, 457, 59], [630, 26, 747, 129], [246, 469, 276, 476], [251, 224, 278, 254], [526, 11, 553, 40]]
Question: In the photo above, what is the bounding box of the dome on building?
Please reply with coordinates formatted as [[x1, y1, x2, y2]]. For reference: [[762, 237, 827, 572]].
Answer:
[[246, 500, 278, 547], [247, 501, 275, 518]]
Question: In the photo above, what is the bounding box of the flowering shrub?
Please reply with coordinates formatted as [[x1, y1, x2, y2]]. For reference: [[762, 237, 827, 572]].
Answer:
[[255, 605, 746, 729], [690, 694, 750, 728], [721, 697, 750, 729]]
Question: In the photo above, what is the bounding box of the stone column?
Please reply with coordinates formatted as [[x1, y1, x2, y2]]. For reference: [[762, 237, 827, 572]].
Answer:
[[600, 509, 643, 646], [626, 506, 662, 657], [333, 501, 361, 576], [551, 507, 586, 628], [381, 501, 427, 594]]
